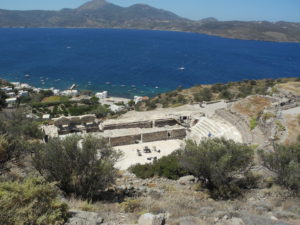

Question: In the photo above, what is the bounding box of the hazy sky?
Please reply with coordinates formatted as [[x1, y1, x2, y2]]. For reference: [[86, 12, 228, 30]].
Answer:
[[0, 0, 299, 22]]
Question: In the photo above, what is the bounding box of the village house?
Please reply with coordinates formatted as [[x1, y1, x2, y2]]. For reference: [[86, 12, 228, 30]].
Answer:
[[95, 91, 108, 99]]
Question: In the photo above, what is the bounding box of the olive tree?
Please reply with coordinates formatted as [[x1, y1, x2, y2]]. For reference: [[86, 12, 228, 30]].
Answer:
[[180, 138, 254, 199], [33, 135, 121, 200], [260, 143, 300, 192]]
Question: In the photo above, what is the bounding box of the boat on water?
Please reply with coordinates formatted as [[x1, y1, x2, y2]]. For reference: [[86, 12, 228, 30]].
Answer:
[[25, 74, 30, 78], [178, 67, 185, 70]]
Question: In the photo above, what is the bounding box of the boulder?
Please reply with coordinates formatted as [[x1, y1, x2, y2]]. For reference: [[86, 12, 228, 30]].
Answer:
[[178, 175, 197, 185], [66, 210, 103, 225], [138, 213, 165, 225]]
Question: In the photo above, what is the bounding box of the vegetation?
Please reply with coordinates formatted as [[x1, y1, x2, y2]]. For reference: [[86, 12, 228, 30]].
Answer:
[[131, 138, 256, 199], [130, 151, 189, 180], [0, 177, 68, 225], [276, 120, 286, 132], [0, 90, 7, 110], [260, 142, 300, 192], [136, 78, 298, 111], [0, 110, 42, 168], [250, 117, 258, 130], [42, 96, 68, 103], [120, 198, 142, 213], [33, 135, 121, 200], [180, 138, 254, 199], [193, 88, 212, 102]]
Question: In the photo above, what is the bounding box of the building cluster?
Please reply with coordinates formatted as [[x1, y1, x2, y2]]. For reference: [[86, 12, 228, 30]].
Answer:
[[1, 82, 31, 107], [1, 79, 152, 114]]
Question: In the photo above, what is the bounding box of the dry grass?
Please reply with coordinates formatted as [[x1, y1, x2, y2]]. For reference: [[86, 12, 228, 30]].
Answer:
[[233, 96, 271, 118], [277, 82, 300, 96], [42, 96, 65, 103], [284, 114, 300, 145]]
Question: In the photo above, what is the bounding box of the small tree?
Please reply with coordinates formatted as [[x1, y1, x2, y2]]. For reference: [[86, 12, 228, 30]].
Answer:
[[180, 138, 254, 199], [259, 143, 300, 192], [0, 177, 68, 225], [33, 135, 121, 200]]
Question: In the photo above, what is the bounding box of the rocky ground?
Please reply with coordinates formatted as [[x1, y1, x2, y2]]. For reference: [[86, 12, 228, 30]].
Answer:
[[65, 172, 300, 225]]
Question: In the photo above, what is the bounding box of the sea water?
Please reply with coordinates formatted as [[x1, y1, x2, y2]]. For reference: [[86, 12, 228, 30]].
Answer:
[[0, 28, 299, 97]]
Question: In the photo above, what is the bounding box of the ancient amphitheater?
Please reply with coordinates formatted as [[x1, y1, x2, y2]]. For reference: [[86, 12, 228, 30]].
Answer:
[[42, 101, 254, 169], [43, 101, 247, 145]]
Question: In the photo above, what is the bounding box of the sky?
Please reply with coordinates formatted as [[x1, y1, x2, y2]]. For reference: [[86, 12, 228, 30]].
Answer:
[[0, 0, 299, 22]]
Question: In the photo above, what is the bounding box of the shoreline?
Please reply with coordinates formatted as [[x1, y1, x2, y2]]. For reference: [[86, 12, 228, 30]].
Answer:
[[1, 27, 300, 44]]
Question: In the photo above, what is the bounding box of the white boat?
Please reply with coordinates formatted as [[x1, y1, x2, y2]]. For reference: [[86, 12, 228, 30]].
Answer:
[[178, 67, 185, 70]]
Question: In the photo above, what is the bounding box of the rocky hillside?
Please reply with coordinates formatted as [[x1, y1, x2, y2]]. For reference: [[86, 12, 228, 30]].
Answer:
[[0, 0, 300, 42]]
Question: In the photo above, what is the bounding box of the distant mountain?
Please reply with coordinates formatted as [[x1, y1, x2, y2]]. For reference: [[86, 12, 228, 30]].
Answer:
[[0, 0, 300, 42]]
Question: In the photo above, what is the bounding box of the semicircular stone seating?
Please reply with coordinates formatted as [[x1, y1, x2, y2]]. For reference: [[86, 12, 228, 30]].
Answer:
[[190, 116, 243, 143]]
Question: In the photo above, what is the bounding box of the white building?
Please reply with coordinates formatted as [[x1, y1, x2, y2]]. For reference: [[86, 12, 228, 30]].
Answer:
[[6, 97, 17, 105], [11, 82, 32, 90], [52, 89, 61, 95], [11, 82, 20, 87], [134, 96, 143, 104], [95, 91, 108, 99], [110, 104, 125, 113], [1, 86, 13, 92], [32, 88, 41, 93], [61, 90, 79, 97], [6, 92, 16, 97], [19, 90, 29, 97], [42, 114, 51, 120]]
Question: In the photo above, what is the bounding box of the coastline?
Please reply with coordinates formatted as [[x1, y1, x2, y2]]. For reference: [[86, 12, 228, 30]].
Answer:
[[1, 27, 300, 44]]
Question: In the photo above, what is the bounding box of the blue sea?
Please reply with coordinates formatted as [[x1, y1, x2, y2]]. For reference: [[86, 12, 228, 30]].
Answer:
[[0, 28, 299, 97]]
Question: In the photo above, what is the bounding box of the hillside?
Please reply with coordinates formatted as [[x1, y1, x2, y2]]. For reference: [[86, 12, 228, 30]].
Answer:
[[0, 0, 300, 42], [1, 76, 300, 225]]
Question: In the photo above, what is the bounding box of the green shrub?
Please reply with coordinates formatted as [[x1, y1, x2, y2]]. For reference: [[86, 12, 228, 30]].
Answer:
[[211, 83, 227, 93], [0, 90, 7, 110], [0, 135, 8, 162], [180, 138, 254, 199], [259, 142, 300, 192], [130, 151, 189, 180], [219, 89, 234, 100], [250, 117, 258, 130], [0, 177, 68, 225], [33, 135, 121, 200], [276, 120, 286, 132], [193, 88, 212, 102]]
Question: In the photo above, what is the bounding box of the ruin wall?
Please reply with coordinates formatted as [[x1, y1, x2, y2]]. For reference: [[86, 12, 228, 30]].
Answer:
[[103, 121, 152, 130], [142, 130, 169, 143], [109, 134, 141, 147], [169, 129, 187, 140], [154, 119, 178, 127]]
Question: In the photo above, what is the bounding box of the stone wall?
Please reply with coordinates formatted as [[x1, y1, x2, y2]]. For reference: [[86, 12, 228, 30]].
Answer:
[[110, 134, 141, 147], [169, 129, 186, 140], [142, 131, 169, 143], [154, 119, 178, 127], [103, 121, 152, 130]]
